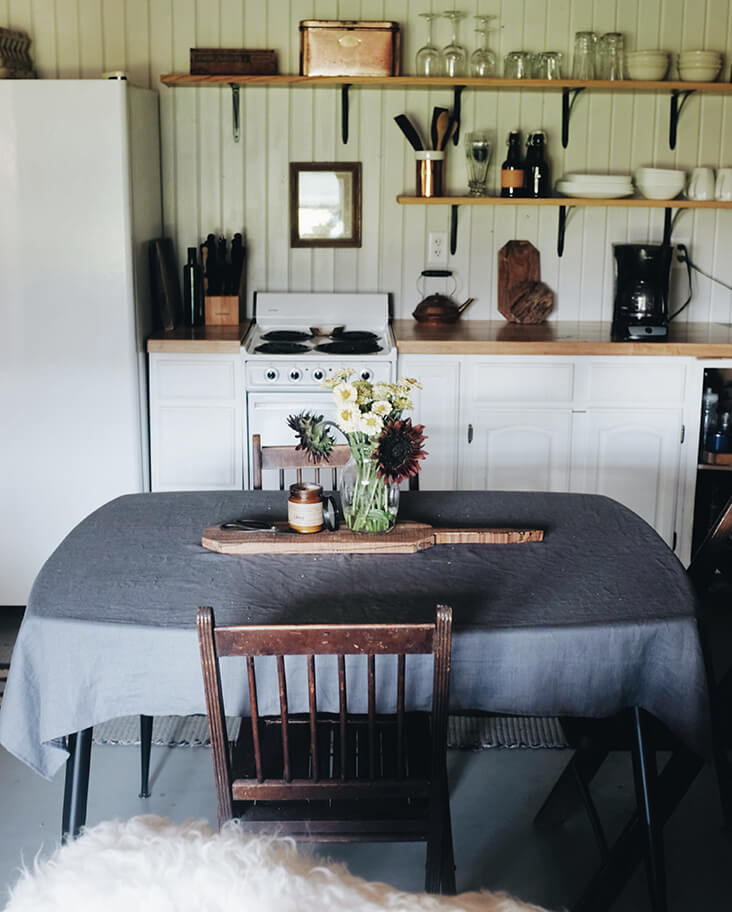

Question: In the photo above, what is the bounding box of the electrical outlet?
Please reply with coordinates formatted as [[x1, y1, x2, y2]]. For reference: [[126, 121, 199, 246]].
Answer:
[[428, 232, 448, 265]]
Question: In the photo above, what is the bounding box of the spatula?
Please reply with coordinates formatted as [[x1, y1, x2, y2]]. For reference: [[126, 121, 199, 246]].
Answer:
[[394, 114, 424, 151]]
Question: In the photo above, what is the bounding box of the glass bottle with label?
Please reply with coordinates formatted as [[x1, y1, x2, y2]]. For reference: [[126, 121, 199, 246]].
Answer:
[[525, 131, 551, 198], [500, 130, 525, 198]]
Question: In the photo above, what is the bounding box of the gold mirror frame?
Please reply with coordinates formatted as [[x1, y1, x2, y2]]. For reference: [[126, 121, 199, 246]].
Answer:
[[290, 162, 362, 248]]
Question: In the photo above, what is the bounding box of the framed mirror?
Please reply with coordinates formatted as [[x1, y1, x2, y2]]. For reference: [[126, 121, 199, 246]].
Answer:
[[290, 162, 362, 248]]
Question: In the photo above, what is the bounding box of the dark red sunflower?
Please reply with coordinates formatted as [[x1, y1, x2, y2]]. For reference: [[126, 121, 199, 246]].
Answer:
[[373, 418, 427, 484]]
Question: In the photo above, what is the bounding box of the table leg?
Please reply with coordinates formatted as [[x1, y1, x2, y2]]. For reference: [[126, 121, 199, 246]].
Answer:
[[62, 727, 92, 841], [630, 706, 667, 912], [139, 714, 153, 798]]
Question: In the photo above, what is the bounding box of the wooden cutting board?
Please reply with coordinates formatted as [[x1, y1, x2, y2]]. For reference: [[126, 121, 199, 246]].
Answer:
[[201, 521, 544, 555], [497, 241, 554, 324]]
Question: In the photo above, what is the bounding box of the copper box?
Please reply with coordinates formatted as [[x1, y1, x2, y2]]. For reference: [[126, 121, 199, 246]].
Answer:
[[300, 20, 400, 77]]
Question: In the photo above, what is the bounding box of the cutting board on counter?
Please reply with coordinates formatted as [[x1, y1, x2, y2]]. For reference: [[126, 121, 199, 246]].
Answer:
[[202, 521, 544, 555]]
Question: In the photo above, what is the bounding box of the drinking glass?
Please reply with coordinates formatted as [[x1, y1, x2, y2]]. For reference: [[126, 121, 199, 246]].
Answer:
[[504, 51, 533, 78], [415, 13, 444, 76], [465, 131, 492, 195], [469, 16, 497, 76], [534, 51, 563, 79], [598, 32, 624, 80], [572, 31, 597, 79], [442, 10, 467, 77]]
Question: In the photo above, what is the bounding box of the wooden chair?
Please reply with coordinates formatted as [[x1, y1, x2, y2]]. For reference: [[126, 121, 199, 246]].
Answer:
[[196, 603, 455, 894], [251, 434, 421, 491]]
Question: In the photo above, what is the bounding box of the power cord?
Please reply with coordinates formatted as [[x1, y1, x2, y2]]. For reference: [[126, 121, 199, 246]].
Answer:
[[668, 243, 693, 322], [678, 246, 732, 292]]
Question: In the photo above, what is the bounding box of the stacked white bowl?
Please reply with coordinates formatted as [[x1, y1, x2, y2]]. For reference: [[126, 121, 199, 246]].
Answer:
[[678, 50, 723, 82], [556, 173, 633, 199], [626, 50, 670, 81], [634, 167, 686, 200]]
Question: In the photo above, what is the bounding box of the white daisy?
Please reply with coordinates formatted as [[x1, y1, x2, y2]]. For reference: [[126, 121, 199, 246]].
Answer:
[[333, 382, 357, 406], [337, 406, 362, 434], [360, 412, 384, 437], [371, 399, 392, 417]]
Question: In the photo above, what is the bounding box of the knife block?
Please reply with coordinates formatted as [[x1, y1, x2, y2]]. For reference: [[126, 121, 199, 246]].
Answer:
[[204, 295, 240, 325]]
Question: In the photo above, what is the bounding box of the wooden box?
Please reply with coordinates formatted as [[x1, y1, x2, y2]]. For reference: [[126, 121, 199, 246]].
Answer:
[[299, 20, 400, 77], [205, 295, 240, 325], [190, 48, 278, 76]]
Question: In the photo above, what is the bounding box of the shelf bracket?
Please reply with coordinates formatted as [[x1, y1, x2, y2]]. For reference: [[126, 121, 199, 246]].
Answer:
[[341, 84, 351, 144], [229, 84, 241, 143], [557, 204, 575, 257], [450, 204, 459, 255], [662, 207, 684, 246], [561, 87, 585, 149], [669, 89, 695, 150], [453, 85, 465, 145]]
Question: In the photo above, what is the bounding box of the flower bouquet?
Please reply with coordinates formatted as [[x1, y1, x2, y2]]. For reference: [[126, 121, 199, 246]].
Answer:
[[288, 370, 427, 534]]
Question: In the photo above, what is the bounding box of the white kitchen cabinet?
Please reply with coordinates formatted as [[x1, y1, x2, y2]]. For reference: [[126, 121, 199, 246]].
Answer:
[[398, 355, 461, 490], [149, 353, 243, 491], [398, 352, 692, 552]]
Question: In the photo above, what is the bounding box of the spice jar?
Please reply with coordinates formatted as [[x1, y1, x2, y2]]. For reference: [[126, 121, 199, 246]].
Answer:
[[288, 483, 324, 533]]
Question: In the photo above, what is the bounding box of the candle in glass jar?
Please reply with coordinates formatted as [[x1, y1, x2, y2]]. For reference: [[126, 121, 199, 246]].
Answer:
[[288, 483, 324, 533]]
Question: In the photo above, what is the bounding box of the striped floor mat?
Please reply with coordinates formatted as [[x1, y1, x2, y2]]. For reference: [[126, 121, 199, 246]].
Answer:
[[92, 713, 569, 750]]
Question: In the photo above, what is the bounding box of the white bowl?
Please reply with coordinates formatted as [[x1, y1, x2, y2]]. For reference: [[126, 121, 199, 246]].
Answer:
[[627, 50, 670, 57], [635, 167, 685, 179], [679, 66, 721, 82], [635, 179, 685, 200], [679, 50, 723, 59], [627, 63, 668, 80]]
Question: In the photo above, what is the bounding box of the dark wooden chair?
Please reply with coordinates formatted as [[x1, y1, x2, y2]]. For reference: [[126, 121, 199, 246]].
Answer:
[[251, 434, 420, 491], [196, 603, 455, 894]]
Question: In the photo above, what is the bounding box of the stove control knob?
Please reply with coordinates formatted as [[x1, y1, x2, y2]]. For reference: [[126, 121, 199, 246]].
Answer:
[[360, 369, 373, 382], [265, 368, 279, 383], [312, 368, 325, 382], [289, 368, 302, 383]]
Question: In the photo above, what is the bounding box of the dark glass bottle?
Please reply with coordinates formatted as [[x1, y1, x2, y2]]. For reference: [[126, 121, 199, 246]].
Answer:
[[525, 131, 551, 198], [500, 130, 525, 198], [183, 247, 204, 327]]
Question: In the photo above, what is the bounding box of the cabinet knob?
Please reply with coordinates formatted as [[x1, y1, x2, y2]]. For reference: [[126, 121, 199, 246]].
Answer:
[[467, 423, 474, 444]]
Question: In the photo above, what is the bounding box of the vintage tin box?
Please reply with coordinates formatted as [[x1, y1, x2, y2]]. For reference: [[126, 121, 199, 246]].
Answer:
[[300, 20, 400, 77]]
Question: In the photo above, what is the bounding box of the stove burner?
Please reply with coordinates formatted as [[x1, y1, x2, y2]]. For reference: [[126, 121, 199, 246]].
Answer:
[[315, 341, 383, 355], [261, 330, 313, 342], [255, 342, 311, 355], [329, 330, 379, 342]]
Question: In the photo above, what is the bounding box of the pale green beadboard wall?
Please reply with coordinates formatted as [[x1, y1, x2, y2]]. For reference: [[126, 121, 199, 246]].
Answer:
[[2, 0, 731, 322]]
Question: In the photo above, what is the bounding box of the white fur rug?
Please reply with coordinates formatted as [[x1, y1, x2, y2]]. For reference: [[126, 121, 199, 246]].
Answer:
[[4, 815, 553, 912]]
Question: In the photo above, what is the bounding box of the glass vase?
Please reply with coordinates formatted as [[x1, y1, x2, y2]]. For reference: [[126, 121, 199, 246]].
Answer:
[[339, 443, 399, 534]]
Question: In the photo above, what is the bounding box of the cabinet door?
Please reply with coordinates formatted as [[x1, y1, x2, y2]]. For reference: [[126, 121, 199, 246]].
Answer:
[[461, 408, 573, 492], [397, 355, 460, 490], [579, 408, 683, 546], [149, 354, 243, 491]]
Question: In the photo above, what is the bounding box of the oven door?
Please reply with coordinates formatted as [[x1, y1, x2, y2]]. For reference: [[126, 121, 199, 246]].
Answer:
[[246, 391, 340, 489]]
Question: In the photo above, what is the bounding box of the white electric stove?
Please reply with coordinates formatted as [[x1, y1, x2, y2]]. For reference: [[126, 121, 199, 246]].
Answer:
[[242, 292, 396, 487]]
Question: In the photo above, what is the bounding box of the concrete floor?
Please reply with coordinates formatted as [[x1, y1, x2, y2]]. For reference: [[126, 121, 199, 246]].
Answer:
[[0, 605, 729, 910]]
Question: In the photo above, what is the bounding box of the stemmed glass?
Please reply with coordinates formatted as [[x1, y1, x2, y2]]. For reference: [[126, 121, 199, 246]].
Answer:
[[442, 10, 467, 77], [465, 131, 493, 195], [415, 13, 444, 76], [469, 16, 497, 76]]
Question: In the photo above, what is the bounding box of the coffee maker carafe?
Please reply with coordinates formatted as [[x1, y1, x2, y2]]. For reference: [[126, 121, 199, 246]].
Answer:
[[612, 244, 673, 341]]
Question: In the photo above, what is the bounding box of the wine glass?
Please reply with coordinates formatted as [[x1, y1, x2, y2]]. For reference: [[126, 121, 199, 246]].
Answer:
[[441, 10, 467, 77], [469, 16, 497, 77], [465, 131, 493, 195], [415, 13, 444, 76]]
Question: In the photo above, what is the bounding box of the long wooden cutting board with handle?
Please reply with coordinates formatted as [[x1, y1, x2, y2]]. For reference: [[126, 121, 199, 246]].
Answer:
[[202, 521, 543, 555]]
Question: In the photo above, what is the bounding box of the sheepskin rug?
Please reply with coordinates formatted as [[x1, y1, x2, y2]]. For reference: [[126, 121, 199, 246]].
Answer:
[[4, 815, 553, 912]]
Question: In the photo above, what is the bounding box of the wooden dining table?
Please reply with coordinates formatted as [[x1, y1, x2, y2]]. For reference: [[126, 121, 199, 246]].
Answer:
[[0, 489, 712, 910]]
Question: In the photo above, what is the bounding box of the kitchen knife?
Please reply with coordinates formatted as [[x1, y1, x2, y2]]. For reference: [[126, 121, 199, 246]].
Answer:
[[217, 236, 228, 293], [394, 114, 424, 151], [203, 234, 218, 294], [231, 232, 245, 297]]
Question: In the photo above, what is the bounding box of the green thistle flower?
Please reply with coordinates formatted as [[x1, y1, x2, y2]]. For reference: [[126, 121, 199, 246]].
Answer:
[[286, 411, 336, 464]]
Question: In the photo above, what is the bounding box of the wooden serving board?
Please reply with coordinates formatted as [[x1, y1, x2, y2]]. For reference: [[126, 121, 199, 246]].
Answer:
[[201, 521, 544, 555]]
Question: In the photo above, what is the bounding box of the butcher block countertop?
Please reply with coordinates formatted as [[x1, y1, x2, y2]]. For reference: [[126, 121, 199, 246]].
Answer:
[[146, 322, 250, 353], [392, 320, 732, 357]]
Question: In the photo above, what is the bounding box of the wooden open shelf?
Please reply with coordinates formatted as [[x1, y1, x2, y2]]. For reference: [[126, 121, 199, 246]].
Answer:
[[397, 195, 732, 209]]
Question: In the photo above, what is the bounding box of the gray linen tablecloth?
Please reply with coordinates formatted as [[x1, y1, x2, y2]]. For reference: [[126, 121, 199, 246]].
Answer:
[[0, 490, 710, 779]]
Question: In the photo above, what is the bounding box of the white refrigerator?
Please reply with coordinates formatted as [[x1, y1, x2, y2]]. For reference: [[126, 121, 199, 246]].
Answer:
[[0, 80, 162, 605]]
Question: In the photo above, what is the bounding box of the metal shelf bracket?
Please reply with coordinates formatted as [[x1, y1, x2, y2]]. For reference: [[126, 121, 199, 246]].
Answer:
[[557, 204, 575, 257], [669, 89, 695, 150], [662, 207, 684, 245], [561, 87, 585, 148], [341, 84, 351, 143], [453, 85, 465, 144], [450, 204, 459, 254], [230, 84, 240, 142]]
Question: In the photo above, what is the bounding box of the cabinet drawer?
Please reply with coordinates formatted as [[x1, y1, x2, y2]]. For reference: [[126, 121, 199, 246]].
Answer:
[[153, 357, 238, 401], [586, 361, 686, 405], [465, 360, 575, 404]]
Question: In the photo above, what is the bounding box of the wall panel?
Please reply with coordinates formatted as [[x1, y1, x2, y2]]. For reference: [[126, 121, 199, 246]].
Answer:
[[5, 0, 732, 323]]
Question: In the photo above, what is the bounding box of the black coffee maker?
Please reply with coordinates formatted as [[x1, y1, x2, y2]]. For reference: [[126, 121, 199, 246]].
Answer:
[[612, 244, 673, 341]]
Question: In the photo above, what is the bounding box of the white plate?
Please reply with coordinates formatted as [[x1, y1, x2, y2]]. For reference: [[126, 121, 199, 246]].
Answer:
[[556, 181, 634, 199], [563, 173, 633, 184]]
